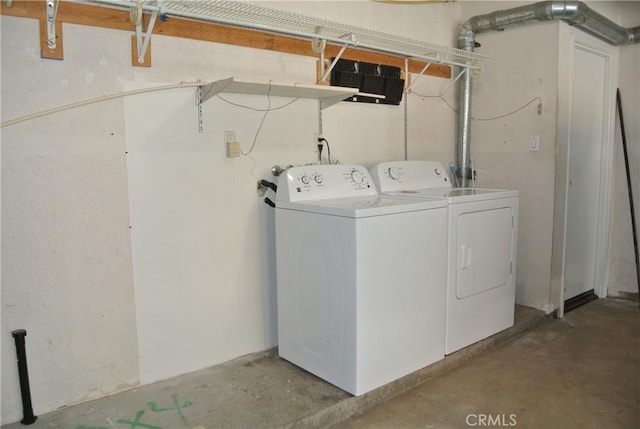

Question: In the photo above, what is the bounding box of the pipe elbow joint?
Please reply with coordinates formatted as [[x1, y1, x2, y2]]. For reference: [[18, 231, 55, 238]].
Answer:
[[545, 1, 582, 20], [627, 26, 640, 44], [458, 23, 477, 50]]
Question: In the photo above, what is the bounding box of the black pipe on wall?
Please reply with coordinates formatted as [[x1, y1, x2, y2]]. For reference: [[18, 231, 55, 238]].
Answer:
[[11, 329, 37, 425]]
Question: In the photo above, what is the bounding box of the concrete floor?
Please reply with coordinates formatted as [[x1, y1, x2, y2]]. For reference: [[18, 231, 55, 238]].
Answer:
[[2, 298, 638, 429], [333, 298, 640, 429]]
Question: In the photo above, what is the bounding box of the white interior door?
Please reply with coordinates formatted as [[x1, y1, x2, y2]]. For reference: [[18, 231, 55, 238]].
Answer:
[[564, 45, 608, 301]]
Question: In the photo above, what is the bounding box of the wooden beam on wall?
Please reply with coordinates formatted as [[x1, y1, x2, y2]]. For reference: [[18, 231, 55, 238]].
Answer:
[[1, 0, 451, 79]]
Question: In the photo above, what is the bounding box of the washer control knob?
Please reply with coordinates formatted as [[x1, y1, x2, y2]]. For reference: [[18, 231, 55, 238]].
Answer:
[[350, 169, 365, 184], [434, 168, 441, 176], [314, 174, 323, 184], [300, 174, 310, 185]]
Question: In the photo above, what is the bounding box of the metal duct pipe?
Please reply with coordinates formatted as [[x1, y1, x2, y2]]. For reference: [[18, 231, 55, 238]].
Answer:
[[456, 1, 640, 187]]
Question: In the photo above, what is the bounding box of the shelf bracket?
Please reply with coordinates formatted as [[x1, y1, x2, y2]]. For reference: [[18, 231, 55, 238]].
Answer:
[[317, 34, 356, 83], [39, 0, 63, 60], [198, 77, 234, 105], [45, 0, 59, 50], [405, 61, 432, 92], [311, 36, 326, 54], [440, 67, 469, 98], [196, 79, 204, 133], [130, 3, 158, 66]]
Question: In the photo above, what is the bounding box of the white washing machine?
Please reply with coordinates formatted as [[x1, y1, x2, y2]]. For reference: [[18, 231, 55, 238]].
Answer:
[[275, 164, 447, 395], [370, 160, 519, 354]]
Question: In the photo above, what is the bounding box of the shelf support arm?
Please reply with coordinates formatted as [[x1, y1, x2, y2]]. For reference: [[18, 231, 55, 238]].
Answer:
[[440, 66, 469, 98], [131, 3, 158, 65], [315, 33, 356, 83], [405, 61, 432, 92]]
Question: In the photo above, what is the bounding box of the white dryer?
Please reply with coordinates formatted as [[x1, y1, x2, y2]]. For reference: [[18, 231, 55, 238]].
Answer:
[[370, 160, 519, 354], [275, 164, 447, 395]]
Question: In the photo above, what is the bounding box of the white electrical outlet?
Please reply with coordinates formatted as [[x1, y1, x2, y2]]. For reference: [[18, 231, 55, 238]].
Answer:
[[226, 141, 241, 158], [224, 130, 240, 158], [529, 135, 540, 152]]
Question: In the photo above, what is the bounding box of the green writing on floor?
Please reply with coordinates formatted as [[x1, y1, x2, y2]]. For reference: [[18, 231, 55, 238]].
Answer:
[[75, 394, 193, 429], [148, 393, 194, 426]]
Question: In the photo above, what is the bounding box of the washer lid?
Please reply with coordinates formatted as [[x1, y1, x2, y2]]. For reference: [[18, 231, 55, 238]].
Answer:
[[386, 187, 519, 203], [276, 195, 446, 218]]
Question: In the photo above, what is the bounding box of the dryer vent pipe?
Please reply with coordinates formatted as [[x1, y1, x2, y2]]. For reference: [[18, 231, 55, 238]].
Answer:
[[456, 1, 640, 187]]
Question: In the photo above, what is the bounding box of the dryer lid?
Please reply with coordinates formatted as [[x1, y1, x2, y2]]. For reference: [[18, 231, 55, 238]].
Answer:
[[385, 187, 519, 203]]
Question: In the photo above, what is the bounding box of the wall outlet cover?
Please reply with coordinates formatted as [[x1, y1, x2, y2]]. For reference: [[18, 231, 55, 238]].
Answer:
[[226, 141, 241, 158]]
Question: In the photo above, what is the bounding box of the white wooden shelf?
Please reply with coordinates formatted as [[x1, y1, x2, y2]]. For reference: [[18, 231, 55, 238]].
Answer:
[[199, 77, 378, 110]]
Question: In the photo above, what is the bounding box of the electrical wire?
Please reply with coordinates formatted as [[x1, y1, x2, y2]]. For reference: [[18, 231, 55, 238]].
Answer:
[[240, 81, 272, 156], [1, 82, 205, 128], [410, 91, 458, 113], [472, 97, 542, 121], [440, 96, 458, 114], [244, 152, 260, 180], [213, 82, 302, 157], [410, 91, 542, 122], [324, 139, 332, 164], [215, 94, 299, 111]]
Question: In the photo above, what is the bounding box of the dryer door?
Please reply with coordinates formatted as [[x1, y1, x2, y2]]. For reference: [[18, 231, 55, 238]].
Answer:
[[455, 205, 514, 298]]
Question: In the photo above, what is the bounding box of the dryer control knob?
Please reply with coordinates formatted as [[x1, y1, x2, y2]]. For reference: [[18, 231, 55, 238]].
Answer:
[[434, 168, 441, 176], [388, 167, 401, 180], [314, 174, 323, 184], [300, 174, 310, 185]]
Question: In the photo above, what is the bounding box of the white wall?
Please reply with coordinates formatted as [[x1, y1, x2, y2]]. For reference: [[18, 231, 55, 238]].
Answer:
[[1, 19, 141, 424], [1, 1, 462, 423]]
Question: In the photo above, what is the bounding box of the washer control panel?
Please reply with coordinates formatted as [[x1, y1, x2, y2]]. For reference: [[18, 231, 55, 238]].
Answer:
[[370, 160, 450, 192], [277, 164, 377, 202]]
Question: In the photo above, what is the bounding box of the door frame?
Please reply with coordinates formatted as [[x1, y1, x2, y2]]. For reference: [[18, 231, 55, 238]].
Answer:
[[551, 24, 619, 318]]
